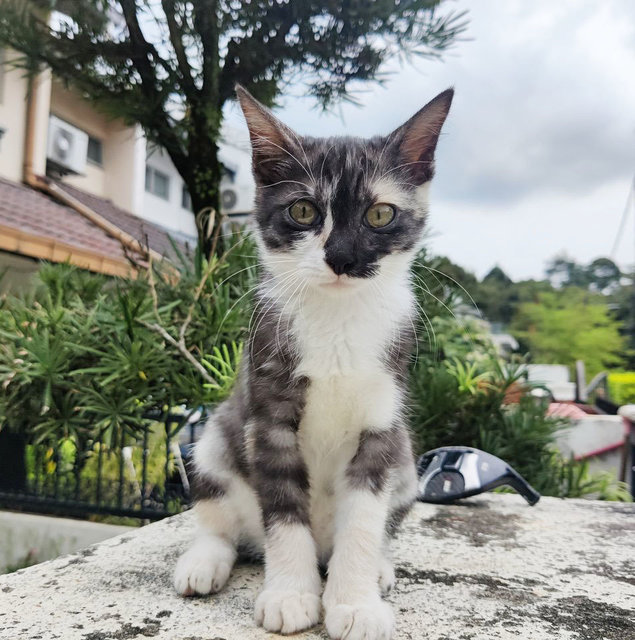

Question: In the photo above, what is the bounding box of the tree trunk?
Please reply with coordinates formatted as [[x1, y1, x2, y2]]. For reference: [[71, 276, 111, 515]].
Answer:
[[189, 157, 222, 256], [188, 105, 223, 257]]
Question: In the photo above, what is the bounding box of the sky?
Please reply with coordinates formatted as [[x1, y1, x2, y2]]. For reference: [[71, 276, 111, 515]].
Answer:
[[224, 0, 635, 281]]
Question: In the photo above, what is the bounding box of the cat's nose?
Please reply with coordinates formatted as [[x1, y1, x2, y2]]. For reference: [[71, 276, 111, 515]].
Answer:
[[325, 253, 355, 276]]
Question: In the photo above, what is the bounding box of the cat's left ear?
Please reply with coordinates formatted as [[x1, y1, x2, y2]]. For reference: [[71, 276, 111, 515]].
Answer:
[[388, 88, 454, 185]]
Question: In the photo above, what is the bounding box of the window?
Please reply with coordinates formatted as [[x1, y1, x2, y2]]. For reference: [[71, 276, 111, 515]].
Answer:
[[87, 136, 103, 166], [145, 165, 170, 200], [181, 184, 192, 211]]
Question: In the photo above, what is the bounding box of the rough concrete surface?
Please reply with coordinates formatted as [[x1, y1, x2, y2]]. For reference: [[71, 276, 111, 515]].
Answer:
[[0, 494, 633, 640]]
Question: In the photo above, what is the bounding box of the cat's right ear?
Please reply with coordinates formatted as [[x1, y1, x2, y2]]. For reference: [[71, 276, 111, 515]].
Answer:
[[235, 85, 299, 185]]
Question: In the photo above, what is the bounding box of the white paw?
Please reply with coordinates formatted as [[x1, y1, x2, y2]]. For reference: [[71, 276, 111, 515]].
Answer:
[[174, 537, 236, 596], [325, 598, 394, 640], [255, 589, 321, 634], [378, 557, 395, 597]]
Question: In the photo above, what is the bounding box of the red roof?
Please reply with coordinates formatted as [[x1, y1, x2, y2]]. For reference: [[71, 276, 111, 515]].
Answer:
[[55, 181, 193, 260], [0, 177, 129, 261], [0, 177, 193, 275]]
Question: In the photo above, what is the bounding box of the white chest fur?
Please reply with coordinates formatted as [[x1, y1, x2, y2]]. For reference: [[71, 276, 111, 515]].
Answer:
[[289, 280, 413, 557]]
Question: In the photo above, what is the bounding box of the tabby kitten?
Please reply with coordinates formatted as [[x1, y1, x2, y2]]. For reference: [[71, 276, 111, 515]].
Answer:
[[174, 85, 453, 640]]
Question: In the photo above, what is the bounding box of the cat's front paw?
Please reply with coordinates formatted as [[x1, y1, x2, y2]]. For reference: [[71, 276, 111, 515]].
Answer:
[[173, 537, 235, 596], [324, 597, 394, 640], [255, 589, 321, 634]]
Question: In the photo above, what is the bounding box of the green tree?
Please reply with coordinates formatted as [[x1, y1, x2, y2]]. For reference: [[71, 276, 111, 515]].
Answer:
[[546, 255, 589, 289], [610, 269, 635, 368], [511, 288, 626, 377], [0, 0, 467, 251], [586, 257, 621, 293], [483, 265, 512, 287]]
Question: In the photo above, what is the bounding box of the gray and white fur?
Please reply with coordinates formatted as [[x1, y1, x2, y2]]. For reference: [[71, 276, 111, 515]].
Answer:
[[174, 86, 453, 640]]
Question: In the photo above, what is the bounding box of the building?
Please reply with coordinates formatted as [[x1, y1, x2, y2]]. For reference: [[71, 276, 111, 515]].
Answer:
[[0, 48, 254, 291]]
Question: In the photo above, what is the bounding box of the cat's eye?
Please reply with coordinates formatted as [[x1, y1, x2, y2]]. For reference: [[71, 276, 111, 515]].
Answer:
[[366, 203, 395, 229], [289, 200, 318, 226]]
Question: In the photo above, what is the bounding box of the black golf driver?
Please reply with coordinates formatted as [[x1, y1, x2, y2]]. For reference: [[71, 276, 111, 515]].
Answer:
[[416, 446, 541, 505]]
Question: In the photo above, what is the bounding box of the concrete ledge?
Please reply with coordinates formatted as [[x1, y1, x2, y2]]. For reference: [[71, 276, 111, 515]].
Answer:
[[0, 511, 134, 573], [0, 494, 633, 639]]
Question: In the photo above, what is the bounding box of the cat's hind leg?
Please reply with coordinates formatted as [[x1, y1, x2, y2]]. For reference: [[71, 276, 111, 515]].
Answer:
[[174, 478, 258, 596], [174, 422, 263, 596], [174, 527, 236, 595]]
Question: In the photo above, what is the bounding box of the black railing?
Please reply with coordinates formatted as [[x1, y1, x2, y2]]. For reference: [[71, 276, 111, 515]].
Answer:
[[0, 410, 205, 521]]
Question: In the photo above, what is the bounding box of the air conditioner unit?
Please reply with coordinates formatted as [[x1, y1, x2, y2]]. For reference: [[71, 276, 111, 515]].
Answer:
[[47, 115, 88, 175], [221, 188, 238, 211]]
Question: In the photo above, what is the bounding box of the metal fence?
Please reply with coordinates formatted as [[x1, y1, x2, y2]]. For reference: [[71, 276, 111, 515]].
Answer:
[[0, 410, 204, 521]]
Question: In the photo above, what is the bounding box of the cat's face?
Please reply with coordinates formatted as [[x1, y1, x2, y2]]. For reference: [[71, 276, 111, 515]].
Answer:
[[237, 87, 453, 295]]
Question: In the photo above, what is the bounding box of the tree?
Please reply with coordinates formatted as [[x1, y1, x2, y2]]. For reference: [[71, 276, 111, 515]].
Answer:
[[0, 0, 467, 252], [483, 265, 512, 286], [511, 288, 626, 378], [545, 255, 621, 293], [586, 257, 621, 294], [610, 269, 635, 368], [545, 255, 589, 289]]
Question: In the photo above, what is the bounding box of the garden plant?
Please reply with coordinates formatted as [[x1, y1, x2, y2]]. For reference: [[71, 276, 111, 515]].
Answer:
[[0, 233, 630, 516]]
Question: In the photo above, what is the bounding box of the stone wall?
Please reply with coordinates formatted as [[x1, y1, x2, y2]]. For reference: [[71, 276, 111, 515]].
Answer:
[[0, 495, 633, 639]]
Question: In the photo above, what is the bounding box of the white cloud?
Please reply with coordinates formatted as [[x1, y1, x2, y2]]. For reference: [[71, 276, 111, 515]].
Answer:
[[225, 0, 635, 280]]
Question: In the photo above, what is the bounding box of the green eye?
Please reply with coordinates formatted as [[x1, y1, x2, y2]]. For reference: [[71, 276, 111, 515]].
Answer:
[[366, 203, 395, 228], [289, 200, 318, 225]]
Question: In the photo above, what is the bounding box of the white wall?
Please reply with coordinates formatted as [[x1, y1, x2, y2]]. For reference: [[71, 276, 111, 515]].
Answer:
[[52, 81, 140, 213], [142, 132, 255, 237], [0, 50, 28, 182], [51, 80, 109, 197], [218, 139, 256, 221], [103, 122, 145, 214], [143, 146, 198, 237]]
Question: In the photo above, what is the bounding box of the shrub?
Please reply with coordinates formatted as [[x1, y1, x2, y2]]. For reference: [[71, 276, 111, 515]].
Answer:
[[410, 252, 631, 501], [608, 372, 635, 406], [0, 232, 257, 508], [0, 242, 629, 503], [0, 232, 257, 442]]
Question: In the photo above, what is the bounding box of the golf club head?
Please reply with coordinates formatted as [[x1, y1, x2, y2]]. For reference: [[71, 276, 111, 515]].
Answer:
[[416, 446, 541, 506]]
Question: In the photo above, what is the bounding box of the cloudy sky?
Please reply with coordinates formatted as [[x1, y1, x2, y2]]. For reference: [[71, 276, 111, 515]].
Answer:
[[225, 0, 635, 281]]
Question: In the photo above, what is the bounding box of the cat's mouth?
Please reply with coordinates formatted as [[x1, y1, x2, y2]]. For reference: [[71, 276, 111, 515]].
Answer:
[[319, 276, 359, 289]]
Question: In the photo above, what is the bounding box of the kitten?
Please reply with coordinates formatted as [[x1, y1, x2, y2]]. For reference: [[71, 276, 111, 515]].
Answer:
[[174, 85, 453, 640]]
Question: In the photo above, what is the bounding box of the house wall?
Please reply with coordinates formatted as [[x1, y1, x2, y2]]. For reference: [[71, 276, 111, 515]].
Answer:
[[103, 122, 145, 215], [0, 50, 248, 246], [217, 136, 256, 221], [30, 69, 52, 177], [0, 51, 28, 182], [141, 135, 255, 237], [51, 82, 139, 213], [143, 146, 198, 237], [51, 80, 109, 197], [0, 251, 39, 294]]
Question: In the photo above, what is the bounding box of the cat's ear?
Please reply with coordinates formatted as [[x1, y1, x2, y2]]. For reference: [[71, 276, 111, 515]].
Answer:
[[235, 85, 300, 185], [388, 88, 454, 185]]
